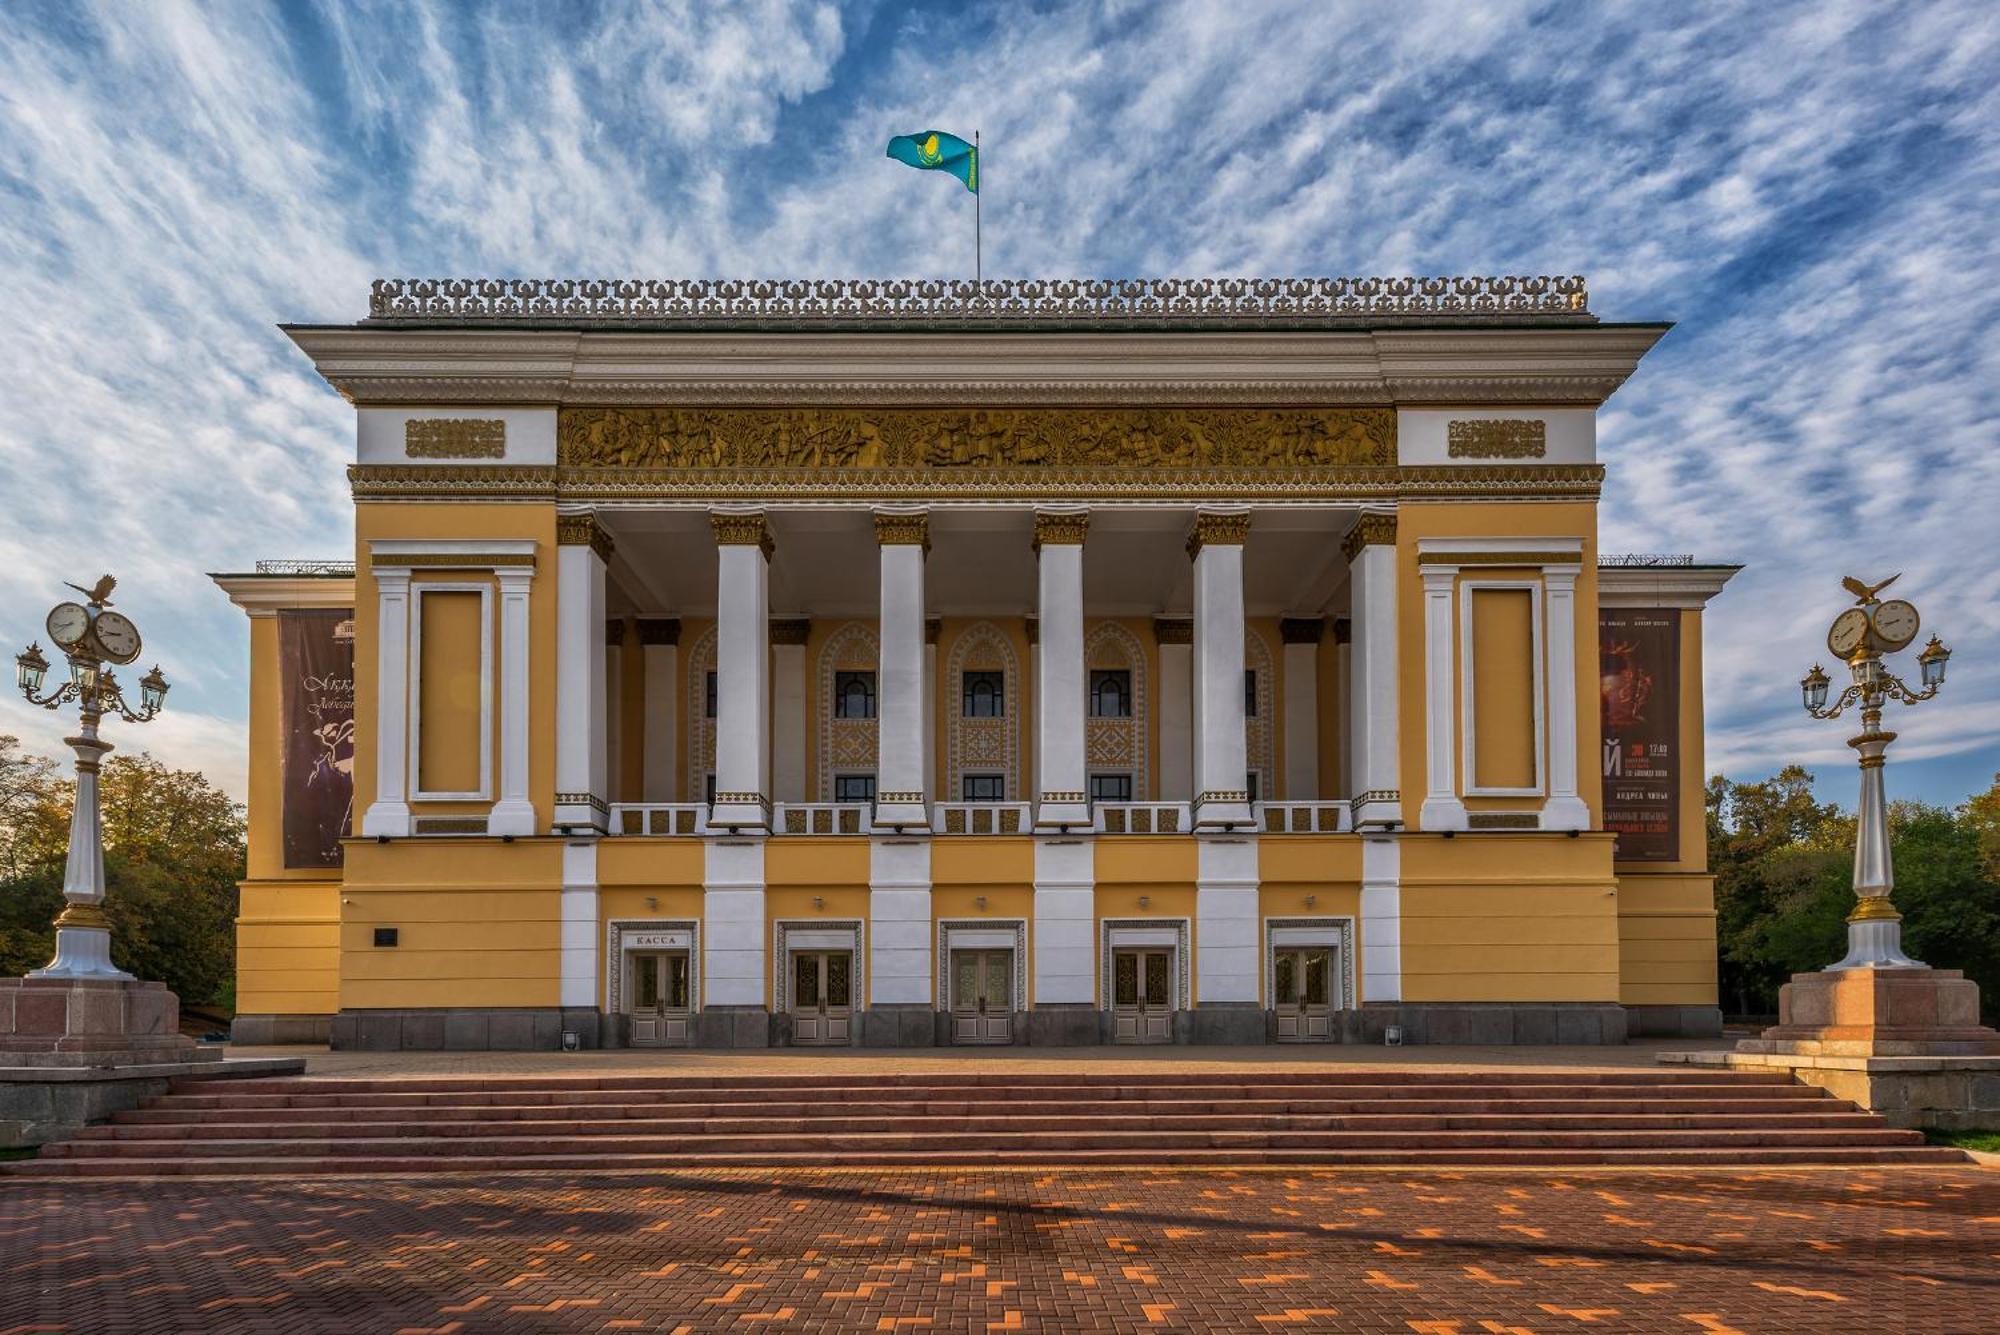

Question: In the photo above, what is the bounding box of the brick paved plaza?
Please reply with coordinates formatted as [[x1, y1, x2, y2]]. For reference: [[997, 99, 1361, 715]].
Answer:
[[2, 1166, 1994, 1332]]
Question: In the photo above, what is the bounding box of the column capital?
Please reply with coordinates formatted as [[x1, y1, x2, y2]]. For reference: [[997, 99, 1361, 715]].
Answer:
[[1341, 512, 1397, 562], [556, 513, 615, 562], [769, 617, 811, 646], [1186, 510, 1251, 558], [636, 617, 681, 647], [1032, 508, 1090, 551], [1153, 617, 1193, 646], [1280, 617, 1324, 645], [710, 509, 774, 556], [872, 509, 931, 551]]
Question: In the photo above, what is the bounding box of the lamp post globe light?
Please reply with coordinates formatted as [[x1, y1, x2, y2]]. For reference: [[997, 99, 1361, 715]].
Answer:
[[1797, 573, 1949, 971], [13, 575, 169, 981]]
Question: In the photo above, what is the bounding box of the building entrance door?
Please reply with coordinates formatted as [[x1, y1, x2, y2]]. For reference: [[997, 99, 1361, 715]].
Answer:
[[1272, 946, 1335, 1042], [791, 950, 853, 1045], [629, 951, 692, 1047], [1112, 948, 1173, 1044], [950, 949, 1014, 1044]]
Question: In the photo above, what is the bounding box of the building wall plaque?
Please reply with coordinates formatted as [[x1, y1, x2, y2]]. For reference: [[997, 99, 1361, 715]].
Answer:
[[1447, 419, 1547, 459], [406, 418, 507, 459]]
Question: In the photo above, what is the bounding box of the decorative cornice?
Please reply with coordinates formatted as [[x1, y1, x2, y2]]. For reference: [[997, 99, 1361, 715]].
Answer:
[[636, 617, 681, 646], [1031, 509, 1090, 550], [349, 463, 557, 500], [1447, 418, 1546, 459], [1186, 511, 1251, 558], [1416, 551, 1583, 567], [769, 618, 812, 646], [377, 552, 535, 568], [555, 513, 614, 562], [366, 276, 1593, 329], [710, 511, 773, 555], [1341, 513, 1398, 562], [1279, 618, 1324, 645], [405, 418, 506, 459], [872, 510, 931, 550], [1153, 618, 1193, 646]]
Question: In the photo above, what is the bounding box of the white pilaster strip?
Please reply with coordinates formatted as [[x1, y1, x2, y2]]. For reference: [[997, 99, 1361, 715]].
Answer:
[[702, 838, 767, 1007], [559, 839, 599, 1009], [1358, 834, 1402, 1002], [771, 637, 807, 803], [869, 838, 933, 1004], [711, 511, 772, 831], [604, 623, 624, 806], [875, 510, 930, 829], [1280, 626, 1319, 800], [1156, 623, 1192, 801], [1190, 511, 1251, 829], [362, 569, 414, 836], [1347, 523, 1400, 829], [555, 533, 609, 830], [1540, 564, 1591, 830], [1034, 510, 1089, 827], [1032, 837, 1096, 1004], [1418, 564, 1469, 831], [1196, 836, 1260, 1003], [640, 626, 678, 802], [488, 566, 537, 835]]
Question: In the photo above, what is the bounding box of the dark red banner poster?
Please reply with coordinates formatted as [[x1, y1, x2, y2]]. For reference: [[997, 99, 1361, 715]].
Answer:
[[1599, 609, 1680, 863], [279, 608, 356, 869]]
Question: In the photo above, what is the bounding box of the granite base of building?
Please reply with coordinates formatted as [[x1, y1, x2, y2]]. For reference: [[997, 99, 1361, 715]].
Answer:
[[330, 1008, 608, 1052], [1, 1055, 307, 1148], [696, 1006, 773, 1049], [1623, 1004, 1725, 1039], [230, 1013, 335, 1045], [1360, 1002, 1630, 1046]]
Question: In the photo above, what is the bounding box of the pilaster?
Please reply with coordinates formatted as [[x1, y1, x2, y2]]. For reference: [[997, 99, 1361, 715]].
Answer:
[[1279, 617, 1322, 800], [1154, 618, 1193, 801], [1418, 563, 1470, 831], [1540, 563, 1591, 830], [769, 617, 810, 804], [361, 567, 413, 837], [487, 564, 537, 835], [638, 618, 680, 802]]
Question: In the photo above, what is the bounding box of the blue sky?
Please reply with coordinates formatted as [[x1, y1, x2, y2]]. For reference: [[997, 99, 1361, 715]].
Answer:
[[1, 0, 1995, 813]]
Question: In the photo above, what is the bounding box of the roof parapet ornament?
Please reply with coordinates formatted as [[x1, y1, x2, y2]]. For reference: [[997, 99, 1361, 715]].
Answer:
[[364, 275, 1592, 329]]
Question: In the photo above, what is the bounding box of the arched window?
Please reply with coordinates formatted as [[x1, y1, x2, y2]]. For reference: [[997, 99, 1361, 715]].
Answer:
[[962, 670, 1004, 717], [834, 670, 876, 720], [1089, 669, 1131, 719]]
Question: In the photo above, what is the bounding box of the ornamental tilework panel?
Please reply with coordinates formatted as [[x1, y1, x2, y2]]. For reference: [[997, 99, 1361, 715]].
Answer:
[[1085, 621, 1149, 799], [685, 625, 717, 801], [946, 622, 1020, 801], [815, 621, 880, 800]]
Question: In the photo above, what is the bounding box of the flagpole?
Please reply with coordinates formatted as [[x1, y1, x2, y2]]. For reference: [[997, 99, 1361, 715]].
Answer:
[[974, 130, 982, 288]]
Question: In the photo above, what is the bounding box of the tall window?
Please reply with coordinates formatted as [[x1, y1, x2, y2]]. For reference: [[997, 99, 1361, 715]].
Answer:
[[1244, 668, 1258, 717], [1245, 771, 1260, 803], [705, 670, 718, 719], [834, 774, 876, 804], [1089, 669, 1132, 718], [1089, 772, 1133, 803], [704, 772, 717, 803], [833, 670, 876, 719], [962, 670, 1004, 717], [962, 773, 1005, 802]]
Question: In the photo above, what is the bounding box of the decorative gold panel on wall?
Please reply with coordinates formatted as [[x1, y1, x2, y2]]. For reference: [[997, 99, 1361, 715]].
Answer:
[[406, 418, 507, 458]]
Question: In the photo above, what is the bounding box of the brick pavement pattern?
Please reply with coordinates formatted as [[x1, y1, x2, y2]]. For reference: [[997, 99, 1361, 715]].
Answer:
[[1, 1167, 1994, 1332]]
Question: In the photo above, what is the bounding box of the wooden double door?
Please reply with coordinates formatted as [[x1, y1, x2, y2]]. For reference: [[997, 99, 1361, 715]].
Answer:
[[1272, 947, 1336, 1042], [629, 951, 692, 1047], [791, 950, 853, 1045], [1112, 948, 1174, 1044], [950, 949, 1014, 1044]]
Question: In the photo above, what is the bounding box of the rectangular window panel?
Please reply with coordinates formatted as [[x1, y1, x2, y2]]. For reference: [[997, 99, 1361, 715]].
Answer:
[[1470, 587, 1539, 791], [962, 670, 1004, 717], [704, 670, 718, 719], [833, 774, 876, 803], [1089, 773, 1132, 802], [1089, 669, 1132, 718], [1245, 770, 1260, 803], [417, 588, 485, 794], [962, 773, 1005, 802], [833, 670, 876, 720], [1244, 668, 1258, 717]]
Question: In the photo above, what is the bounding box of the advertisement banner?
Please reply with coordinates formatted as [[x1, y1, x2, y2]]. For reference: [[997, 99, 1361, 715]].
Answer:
[[279, 608, 356, 868], [1599, 609, 1680, 863]]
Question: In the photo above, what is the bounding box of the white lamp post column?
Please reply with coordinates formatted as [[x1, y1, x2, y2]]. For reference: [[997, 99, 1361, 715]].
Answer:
[[1034, 510, 1090, 829], [38, 712, 127, 979], [710, 510, 773, 833], [1189, 510, 1252, 831]]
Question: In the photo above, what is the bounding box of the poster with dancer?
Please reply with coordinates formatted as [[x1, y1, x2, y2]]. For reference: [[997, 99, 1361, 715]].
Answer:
[[1599, 610, 1679, 863], [279, 608, 355, 868]]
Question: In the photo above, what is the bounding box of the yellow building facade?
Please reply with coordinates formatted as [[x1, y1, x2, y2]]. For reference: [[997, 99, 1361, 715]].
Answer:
[[214, 276, 1734, 1049]]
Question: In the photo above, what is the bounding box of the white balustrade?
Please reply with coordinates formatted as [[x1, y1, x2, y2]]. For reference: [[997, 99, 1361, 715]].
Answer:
[[608, 803, 710, 837], [775, 802, 873, 836], [1256, 801, 1353, 834], [931, 802, 1032, 836], [1091, 802, 1192, 835]]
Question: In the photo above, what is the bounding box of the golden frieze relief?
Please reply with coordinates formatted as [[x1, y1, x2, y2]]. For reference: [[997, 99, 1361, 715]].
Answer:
[[1447, 418, 1547, 459], [405, 417, 507, 459], [557, 406, 1396, 471]]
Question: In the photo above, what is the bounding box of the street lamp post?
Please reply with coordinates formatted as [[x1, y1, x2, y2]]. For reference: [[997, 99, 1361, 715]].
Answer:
[[1797, 574, 1949, 971], [14, 576, 169, 981]]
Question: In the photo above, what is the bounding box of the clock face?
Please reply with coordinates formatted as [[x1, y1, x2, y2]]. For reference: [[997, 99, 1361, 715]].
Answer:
[[46, 602, 92, 649], [91, 611, 142, 664], [1870, 598, 1920, 651], [1827, 607, 1870, 658]]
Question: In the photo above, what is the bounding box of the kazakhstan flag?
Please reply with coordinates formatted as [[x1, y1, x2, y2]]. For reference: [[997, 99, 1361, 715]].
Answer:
[[886, 130, 977, 193]]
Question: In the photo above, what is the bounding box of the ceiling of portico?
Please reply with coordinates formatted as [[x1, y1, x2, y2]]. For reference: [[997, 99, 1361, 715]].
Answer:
[[601, 507, 1359, 621]]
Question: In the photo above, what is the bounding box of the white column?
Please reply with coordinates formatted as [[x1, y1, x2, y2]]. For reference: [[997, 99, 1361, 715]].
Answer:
[[555, 518, 609, 831], [361, 567, 414, 837], [1190, 511, 1252, 830], [1033, 838, 1096, 1004], [1358, 834, 1402, 1002], [1540, 564, 1591, 830], [559, 840, 599, 1010], [1280, 618, 1321, 800], [604, 620, 625, 807], [770, 620, 808, 803], [875, 509, 930, 829], [1034, 510, 1090, 827], [1155, 619, 1193, 801], [710, 510, 772, 831], [1419, 562, 1469, 831], [640, 620, 679, 803], [1196, 836, 1259, 1003], [487, 565, 537, 835], [1346, 515, 1401, 829], [870, 838, 932, 1007]]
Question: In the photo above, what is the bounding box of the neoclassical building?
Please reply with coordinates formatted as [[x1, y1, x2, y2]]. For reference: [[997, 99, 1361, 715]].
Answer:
[[215, 277, 1734, 1049]]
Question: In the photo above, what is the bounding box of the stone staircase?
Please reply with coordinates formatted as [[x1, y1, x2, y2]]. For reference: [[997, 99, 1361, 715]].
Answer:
[[7, 1068, 1967, 1176]]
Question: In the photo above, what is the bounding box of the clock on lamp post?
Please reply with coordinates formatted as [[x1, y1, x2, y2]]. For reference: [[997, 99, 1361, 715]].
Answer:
[[14, 575, 170, 981], [1798, 574, 1950, 971]]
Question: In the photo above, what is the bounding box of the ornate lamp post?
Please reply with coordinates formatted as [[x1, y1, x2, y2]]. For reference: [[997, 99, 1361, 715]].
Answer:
[[14, 576, 169, 981], [1797, 574, 1949, 970]]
